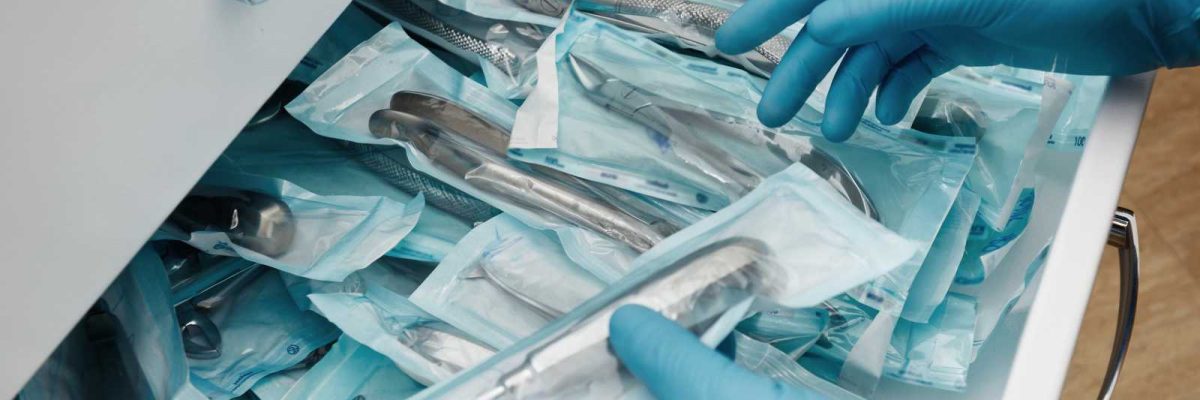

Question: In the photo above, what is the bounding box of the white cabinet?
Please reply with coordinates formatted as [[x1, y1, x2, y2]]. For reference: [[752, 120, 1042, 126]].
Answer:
[[0, 0, 349, 395], [0, 1, 1154, 397]]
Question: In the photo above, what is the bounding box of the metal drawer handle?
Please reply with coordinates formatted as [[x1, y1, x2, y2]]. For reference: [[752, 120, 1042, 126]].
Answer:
[[1099, 207, 1140, 400]]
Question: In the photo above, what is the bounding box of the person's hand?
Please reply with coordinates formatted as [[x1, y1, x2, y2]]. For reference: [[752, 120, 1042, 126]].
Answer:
[[715, 0, 1200, 141], [608, 305, 820, 400]]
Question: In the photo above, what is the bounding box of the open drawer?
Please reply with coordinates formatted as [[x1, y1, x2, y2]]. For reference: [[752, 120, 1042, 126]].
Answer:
[[879, 73, 1155, 399], [0, 0, 1156, 397]]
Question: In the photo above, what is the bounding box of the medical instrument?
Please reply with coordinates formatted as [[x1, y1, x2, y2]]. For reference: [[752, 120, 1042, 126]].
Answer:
[[367, 0, 521, 76], [567, 54, 879, 220], [577, 0, 791, 78], [342, 141, 502, 223], [514, 0, 567, 16], [397, 321, 498, 373], [369, 109, 664, 251], [446, 237, 777, 399], [178, 302, 223, 360], [390, 90, 685, 234], [168, 190, 296, 258], [462, 262, 561, 320]]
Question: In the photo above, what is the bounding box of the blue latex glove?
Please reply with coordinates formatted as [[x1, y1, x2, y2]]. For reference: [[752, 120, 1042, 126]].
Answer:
[[715, 0, 1200, 141], [608, 305, 820, 400]]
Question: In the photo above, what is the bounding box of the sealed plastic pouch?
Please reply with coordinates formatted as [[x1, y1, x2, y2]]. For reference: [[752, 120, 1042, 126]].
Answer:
[[357, 0, 546, 98], [272, 336, 427, 399], [308, 280, 496, 385], [901, 189, 982, 322], [215, 115, 472, 263], [186, 268, 341, 399], [288, 24, 645, 279], [409, 214, 607, 349], [414, 164, 918, 399], [162, 170, 423, 282]]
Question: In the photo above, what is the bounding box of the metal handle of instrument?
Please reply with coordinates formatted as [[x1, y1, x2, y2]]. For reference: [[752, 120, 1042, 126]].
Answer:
[[1099, 207, 1139, 400]]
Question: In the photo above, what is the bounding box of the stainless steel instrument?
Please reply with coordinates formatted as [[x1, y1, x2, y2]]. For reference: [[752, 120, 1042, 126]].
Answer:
[[341, 141, 502, 223], [568, 55, 879, 220], [369, 109, 664, 252], [168, 191, 297, 257], [578, 0, 791, 78], [366, 0, 521, 76]]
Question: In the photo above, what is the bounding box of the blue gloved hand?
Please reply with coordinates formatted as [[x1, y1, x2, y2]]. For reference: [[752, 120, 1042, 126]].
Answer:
[[608, 305, 819, 400], [715, 0, 1200, 141]]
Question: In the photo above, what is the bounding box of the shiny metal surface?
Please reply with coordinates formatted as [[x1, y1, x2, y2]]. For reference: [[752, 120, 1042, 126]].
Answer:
[[578, 0, 791, 77], [168, 191, 297, 257], [1100, 208, 1139, 400], [369, 110, 664, 252], [177, 302, 222, 360], [568, 55, 878, 220], [473, 237, 772, 399], [397, 322, 497, 372], [370, 0, 520, 75], [514, 0, 567, 16], [463, 262, 561, 320]]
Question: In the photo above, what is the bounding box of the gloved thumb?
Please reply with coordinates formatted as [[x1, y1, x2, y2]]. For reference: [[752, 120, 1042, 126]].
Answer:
[[608, 305, 813, 400], [806, 0, 1002, 47]]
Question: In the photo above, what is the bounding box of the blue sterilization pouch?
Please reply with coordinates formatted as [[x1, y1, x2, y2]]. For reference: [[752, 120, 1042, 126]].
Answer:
[[287, 24, 646, 280], [278, 257, 429, 314], [409, 214, 608, 349], [901, 189, 982, 322], [429, 0, 565, 27], [186, 268, 341, 399], [213, 115, 471, 264], [954, 188, 1036, 285], [308, 280, 497, 386], [259, 336, 428, 400], [511, 14, 975, 314], [413, 164, 918, 399]]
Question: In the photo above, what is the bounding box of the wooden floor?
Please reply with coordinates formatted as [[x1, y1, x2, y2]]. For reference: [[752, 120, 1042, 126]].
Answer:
[[1061, 68, 1200, 398]]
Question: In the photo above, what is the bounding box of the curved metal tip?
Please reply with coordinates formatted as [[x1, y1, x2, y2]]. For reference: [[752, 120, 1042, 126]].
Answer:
[[229, 192, 296, 258]]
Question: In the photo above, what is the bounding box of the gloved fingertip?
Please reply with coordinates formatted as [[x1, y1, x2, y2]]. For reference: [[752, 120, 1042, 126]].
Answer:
[[714, 28, 745, 54], [757, 101, 797, 128], [875, 102, 906, 126], [821, 117, 856, 143]]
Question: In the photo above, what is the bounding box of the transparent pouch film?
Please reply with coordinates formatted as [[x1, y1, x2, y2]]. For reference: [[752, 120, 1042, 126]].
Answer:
[[954, 188, 1035, 285], [514, 14, 910, 219], [251, 368, 307, 400], [160, 170, 424, 282], [288, 4, 385, 84], [574, 0, 796, 79], [1046, 75, 1110, 151], [433, 0, 567, 27], [800, 294, 977, 393], [357, 0, 546, 99], [216, 115, 472, 263], [728, 332, 864, 400], [308, 281, 497, 386], [916, 70, 1071, 229], [274, 336, 427, 400], [186, 268, 341, 399], [409, 214, 608, 349], [736, 307, 830, 359], [901, 189, 982, 323], [287, 24, 646, 278], [414, 164, 917, 399], [279, 257, 429, 314]]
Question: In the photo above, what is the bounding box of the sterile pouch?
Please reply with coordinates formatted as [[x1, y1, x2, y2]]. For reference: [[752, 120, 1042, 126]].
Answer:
[[574, 0, 796, 79], [915, 70, 1069, 230], [251, 368, 307, 400], [357, 0, 547, 99], [512, 15, 972, 315], [25, 246, 207, 400], [901, 189, 982, 322], [269, 336, 427, 400], [308, 280, 497, 386], [432, 0, 566, 26], [214, 115, 472, 264], [160, 170, 423, 282], [287, 24, 647, 279], [728, 332, 864, 400], [736, 307, 830, 360], [801, 294, 977, 393], [288, 4, 385, 84], [954, 188, 1036, 285], [279, 257, 429, 313], [186, 268, 341, 399], [409, 214, 608, 349], [413, 164, 918, 399], [1046, 75, 1109, 151]]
